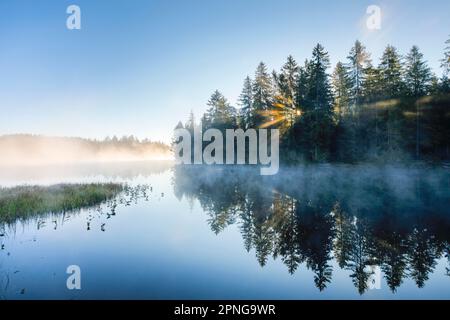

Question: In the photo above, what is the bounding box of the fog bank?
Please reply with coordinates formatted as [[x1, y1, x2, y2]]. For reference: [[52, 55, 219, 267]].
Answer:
[[0, 135, 172, 166]]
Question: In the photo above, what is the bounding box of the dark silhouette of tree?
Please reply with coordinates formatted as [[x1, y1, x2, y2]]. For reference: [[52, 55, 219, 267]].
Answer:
[[404, 46, 433, 159], [404, 46, 432, 97], [347, 40, 371, 115], [346, 218, 374, 295], [252, 62, 273, 128], [332, 203, 353, 269], [239, 76, 254, 129], [407, 228, 440, 288], [202, 90, 237, 131], [296, 200, 334, 291], [272, 194, 302, 274], [172, 166, 450, 295], [332, 62, 351, 118]]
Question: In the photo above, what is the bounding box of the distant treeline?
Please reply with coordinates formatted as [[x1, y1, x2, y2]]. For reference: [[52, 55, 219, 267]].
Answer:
[[0, 134, 171, 165], [177, 38, 450, 163]]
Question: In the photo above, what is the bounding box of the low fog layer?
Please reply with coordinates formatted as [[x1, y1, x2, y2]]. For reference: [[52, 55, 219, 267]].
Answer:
[[0, 135, 172, 166]]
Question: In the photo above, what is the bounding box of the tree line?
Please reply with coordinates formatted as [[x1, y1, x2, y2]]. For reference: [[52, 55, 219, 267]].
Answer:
[[177, 38, 450, 163]]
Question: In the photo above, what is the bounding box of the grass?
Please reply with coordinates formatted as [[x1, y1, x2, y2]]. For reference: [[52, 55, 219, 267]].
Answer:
[[0, 183, 124, 223]]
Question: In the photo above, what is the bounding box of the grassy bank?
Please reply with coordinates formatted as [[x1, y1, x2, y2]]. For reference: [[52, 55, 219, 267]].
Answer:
[[0, 183, 124, 223]]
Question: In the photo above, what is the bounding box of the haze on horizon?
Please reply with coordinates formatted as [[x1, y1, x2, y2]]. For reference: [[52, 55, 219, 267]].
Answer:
[[0, 0, 449, 143], [0, 134, 172, 166]]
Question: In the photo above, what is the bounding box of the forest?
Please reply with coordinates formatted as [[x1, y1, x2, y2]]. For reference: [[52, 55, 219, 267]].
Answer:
[[177, 39, 450, 164]]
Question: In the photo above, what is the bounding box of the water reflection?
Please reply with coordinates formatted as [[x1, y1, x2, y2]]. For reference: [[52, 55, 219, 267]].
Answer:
[[0, 183, 157, 297], [173, 165, 450, 294], [0, 164, 448, 298], [0, 161, 173, 186]]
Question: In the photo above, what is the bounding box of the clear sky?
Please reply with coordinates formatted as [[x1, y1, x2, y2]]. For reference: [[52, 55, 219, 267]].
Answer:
[[0, 0, 449, 143]]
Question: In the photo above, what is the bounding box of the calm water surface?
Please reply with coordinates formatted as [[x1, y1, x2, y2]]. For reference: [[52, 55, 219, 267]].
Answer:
[[0, 162, 449, 299]]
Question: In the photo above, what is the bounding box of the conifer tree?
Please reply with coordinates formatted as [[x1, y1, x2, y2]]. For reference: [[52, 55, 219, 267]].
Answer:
[[440, 36, 450, 93], [279, 55, 300, 101], [347, 41, 371, 113], [379, 45, 404, 98], [404, 46, 432, 97], [239, 76, 253, 129], [441, 36, 450, 76], [252, 62, 273, 127], [332, 62, 351, 118], [202, 90, 237, 131], [303, 44, 334, 161]]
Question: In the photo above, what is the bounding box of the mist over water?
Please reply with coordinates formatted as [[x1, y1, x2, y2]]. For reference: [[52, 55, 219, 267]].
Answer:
[[0, 162, 448, 299], [0, 135, 172, 166]]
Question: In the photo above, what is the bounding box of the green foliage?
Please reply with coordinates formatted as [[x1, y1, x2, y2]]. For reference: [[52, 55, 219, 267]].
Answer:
[[347, 40, 371, 112], [239, 76, 253, 129], [378, 45, 404, 98], [404, 46, 432, 97], [179, 39, 450, 163], [202, 90, 237, 131], [332, 62, 351, 117], [0, 184, 124, 223]]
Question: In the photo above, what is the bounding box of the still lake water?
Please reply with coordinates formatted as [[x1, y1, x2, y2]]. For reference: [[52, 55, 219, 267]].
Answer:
[[0, 162, 449, 300]]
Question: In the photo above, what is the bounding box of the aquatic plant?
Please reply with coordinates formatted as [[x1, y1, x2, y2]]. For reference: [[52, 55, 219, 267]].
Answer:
[[0, 183, 124, 223]]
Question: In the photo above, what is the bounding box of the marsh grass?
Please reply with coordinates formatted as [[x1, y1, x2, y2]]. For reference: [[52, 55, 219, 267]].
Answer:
[[0, 183, 124, 223]]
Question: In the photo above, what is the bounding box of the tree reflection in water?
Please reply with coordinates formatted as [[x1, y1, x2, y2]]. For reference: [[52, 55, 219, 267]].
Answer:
[[173, 165, 450, 294]]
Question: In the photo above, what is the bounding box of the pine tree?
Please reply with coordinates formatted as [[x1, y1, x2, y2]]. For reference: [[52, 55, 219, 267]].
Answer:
[[440, 36, 450, 93], [404, 46, 432, 97], [404, 46, 432, 159], [279, 55, 300, 101], [304, 44, 334, 161], [363, 63, 384, 158], [362, 63, 381, 102], [332, 62, 351, 118], [378, 45, 405, 156], [252, 62, 273, 128], [347, 40, 371, 113], [379, 45, 404, 98], [306, 44, 333, 112], [295, 59, 311, 109], [238, 76, 253, 129], [203, 90, 237, 130], [441, 36, 450, 76]]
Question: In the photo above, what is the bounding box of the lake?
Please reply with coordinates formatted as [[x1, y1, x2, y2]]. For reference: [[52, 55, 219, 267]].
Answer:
[[0, 162, 449, 299]]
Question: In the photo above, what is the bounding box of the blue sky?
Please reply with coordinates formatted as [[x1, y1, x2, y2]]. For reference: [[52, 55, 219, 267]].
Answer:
[[0, 0, 449, 143]]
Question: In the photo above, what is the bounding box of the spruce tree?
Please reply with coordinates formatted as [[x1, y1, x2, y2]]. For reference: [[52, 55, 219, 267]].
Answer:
[[252, 62, 273, 127], [332, 62, 351, 118], [203, 90, 237, 131], [347, 40, 371, 113], [440, 36, 450, 93], [239, 76, 253, 129], [295, 59, 311, 109], [280, 55, 300, 101], [441, 36, 450, 76], [362, 63, 381, 102], [404, 46, 432, 97], [379, 45, 404, 98], [378, 45, 404, 156], [304, 44, 334, 161]]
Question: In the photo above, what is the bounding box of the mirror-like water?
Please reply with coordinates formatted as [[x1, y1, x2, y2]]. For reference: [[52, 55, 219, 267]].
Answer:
[[0, 162, 449, 299]]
